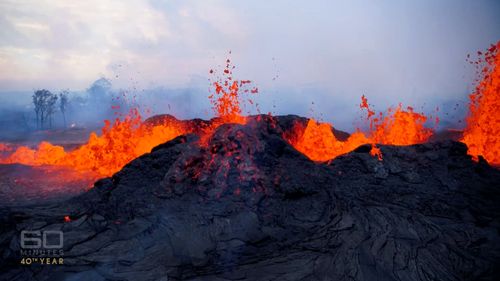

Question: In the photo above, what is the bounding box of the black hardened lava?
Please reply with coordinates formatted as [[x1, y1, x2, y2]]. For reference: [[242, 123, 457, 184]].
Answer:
[[0, 115, 499, 281]]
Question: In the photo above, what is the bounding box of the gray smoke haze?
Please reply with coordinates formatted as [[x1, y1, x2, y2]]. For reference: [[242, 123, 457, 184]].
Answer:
[[0, 0, 499, 132]]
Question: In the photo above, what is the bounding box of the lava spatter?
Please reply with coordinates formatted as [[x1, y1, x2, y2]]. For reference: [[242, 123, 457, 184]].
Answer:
[[462, 41, 500, 165], [285, 96, 434, 162], [208, 56, 258, 124]]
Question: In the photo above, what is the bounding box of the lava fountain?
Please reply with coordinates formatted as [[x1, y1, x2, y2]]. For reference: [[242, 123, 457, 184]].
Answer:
[[0, 57, 259, 179], [285, 96, 434, 162], [461, 42, 500, 166], [0, 42, 499, 184]]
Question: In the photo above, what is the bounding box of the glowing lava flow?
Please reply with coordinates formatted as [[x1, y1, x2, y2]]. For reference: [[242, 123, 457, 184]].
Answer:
[[1, 109, 185, 178], [461, 42, 500, 165]]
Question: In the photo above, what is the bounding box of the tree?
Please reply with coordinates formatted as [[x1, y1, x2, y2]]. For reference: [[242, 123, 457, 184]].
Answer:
[[33, 92, 41, 129], [33, 89, 51, 129], [32, 89, 57, 129], [59, 90, 69, 128], [46, 94, 58, 128]]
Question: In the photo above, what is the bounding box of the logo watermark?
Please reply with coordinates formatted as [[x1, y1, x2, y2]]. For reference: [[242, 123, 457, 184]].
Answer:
[[19, 230, 64, 265]]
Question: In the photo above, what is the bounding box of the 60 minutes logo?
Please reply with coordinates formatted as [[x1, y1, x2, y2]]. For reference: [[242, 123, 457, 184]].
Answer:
[[21, 230, 63, 249], [19, 230, 64, 265]]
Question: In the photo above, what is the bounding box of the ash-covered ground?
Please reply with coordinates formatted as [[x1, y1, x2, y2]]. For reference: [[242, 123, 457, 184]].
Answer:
[[0, 115, 499, 281]]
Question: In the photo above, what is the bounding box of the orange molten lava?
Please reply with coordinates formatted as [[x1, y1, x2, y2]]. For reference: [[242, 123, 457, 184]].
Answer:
[[1, 109, 185, 177], [288, 119, 370, 162], [2, 43, 498, 188], [213, 80, 245, 123], [461, 42, 500, 165], [368, 105, 433, 145], [208, 57, 257, 125], [0, 143, 12, 152], [287, 96, 434, 162], [0, 57, 260, 179]]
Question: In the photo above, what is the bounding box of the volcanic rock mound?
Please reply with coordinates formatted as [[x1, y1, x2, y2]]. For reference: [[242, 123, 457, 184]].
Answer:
[[0, 115, 499, 281]]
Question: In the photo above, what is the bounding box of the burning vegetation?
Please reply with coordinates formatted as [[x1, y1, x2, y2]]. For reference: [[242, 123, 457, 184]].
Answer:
[[0, 42, 499, 184]]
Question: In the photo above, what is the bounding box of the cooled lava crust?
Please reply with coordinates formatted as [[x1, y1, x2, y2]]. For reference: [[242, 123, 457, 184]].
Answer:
[[0, 115, 499, 281]]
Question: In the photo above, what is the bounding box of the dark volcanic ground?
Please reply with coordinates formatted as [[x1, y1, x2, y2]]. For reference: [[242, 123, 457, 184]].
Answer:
[[0, 115, 499, 281]]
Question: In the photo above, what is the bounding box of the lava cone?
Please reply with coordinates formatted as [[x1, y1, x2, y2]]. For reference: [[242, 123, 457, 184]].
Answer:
[[0, 115, 499, 281]]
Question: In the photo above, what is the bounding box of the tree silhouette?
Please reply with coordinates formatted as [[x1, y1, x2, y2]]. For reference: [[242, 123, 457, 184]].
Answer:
[[32, 89, 58, 129], [59, 90, 69, 128], [33, 89, 50, 129], [46, 94, 58, 128]]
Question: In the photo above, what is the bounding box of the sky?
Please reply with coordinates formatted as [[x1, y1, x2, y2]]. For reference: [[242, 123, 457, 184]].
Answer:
[[0, 0, 499, 128]]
